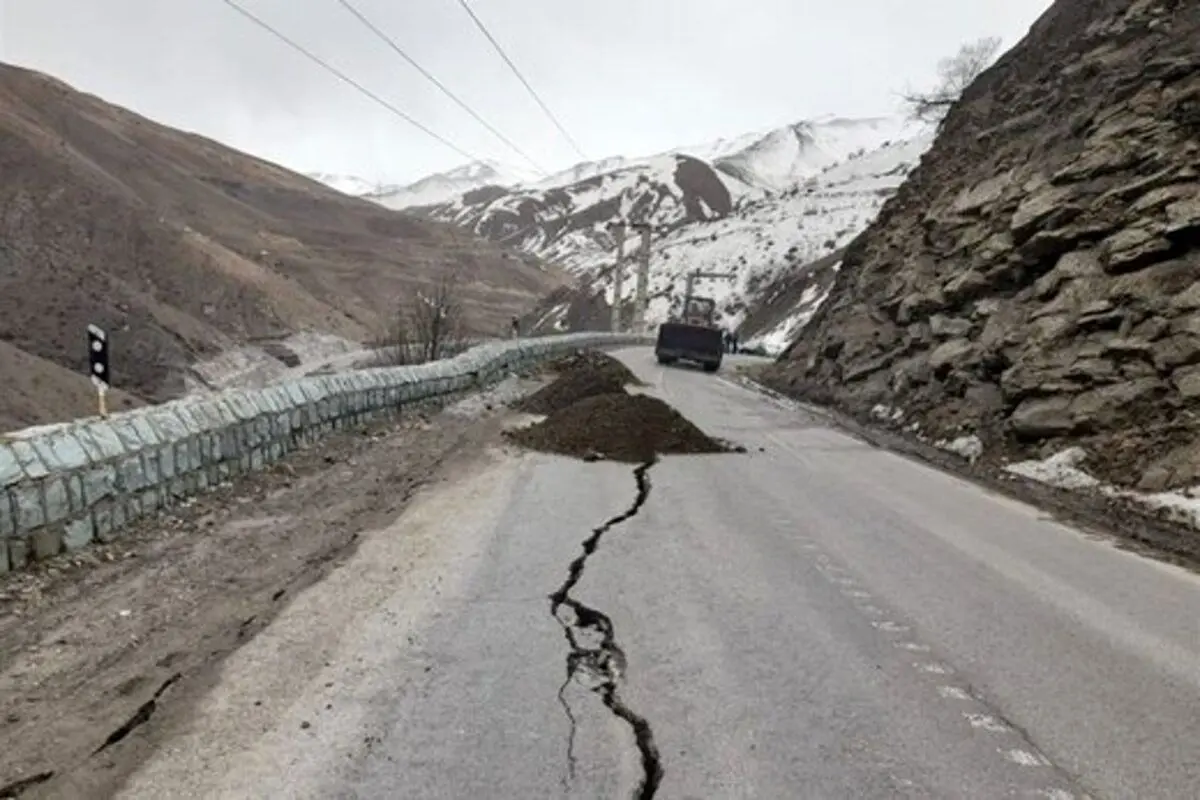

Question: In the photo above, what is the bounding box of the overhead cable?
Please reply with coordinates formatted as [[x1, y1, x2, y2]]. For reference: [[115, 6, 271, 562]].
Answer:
[[452, 0, 588, 161], [334, 0, 545, 173], [221, 0, 484, 164]]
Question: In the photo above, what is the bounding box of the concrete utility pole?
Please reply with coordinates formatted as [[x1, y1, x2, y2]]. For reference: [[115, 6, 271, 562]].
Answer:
[[630, 222, 653, 334], [607, 222, 627, 333]]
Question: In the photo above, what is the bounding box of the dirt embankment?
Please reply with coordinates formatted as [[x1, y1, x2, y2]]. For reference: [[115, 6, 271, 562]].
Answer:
[[0, 61, 565, 430], [765, 0, 1200, 492], [506, 351, 728, 462]]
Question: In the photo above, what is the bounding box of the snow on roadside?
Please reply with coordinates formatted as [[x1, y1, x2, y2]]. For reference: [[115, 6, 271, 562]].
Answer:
[[1005, 447, 1100, 490], [742, 280, 833, 355], [936, 434, 984, 464], [1005, 448, 1200, 529]]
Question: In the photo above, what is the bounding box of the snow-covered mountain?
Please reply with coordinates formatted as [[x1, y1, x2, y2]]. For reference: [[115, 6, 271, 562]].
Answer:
[[309, 160, 539, 210], [307, 172, 386, 197], [326, 115, 934, 354]]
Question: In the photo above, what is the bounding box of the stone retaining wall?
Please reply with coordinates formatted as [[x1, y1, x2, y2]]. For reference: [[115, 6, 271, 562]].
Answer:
[[0, 333, 648, 573]]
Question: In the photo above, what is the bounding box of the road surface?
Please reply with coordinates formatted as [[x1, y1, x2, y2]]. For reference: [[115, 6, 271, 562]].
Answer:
[[117, 348, 1200, 799]]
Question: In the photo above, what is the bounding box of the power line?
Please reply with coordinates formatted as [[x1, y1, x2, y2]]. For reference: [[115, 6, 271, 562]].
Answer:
[[220, 0, 484, 164], [452, 0, 587, 162], [333, 0, 545, 174]]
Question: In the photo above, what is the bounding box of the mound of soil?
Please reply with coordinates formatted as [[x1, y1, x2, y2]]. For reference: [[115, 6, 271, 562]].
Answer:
[[507, 391, 728, 463], [548, 350, 642, 387], [517, 351, 641, 414]]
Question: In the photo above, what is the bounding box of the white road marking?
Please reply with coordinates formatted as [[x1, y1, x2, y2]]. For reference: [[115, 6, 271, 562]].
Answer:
[[871, 621, 909, 633], [1004, 749, 1050, 767], [916, 662, 952, 675], [964, 713, 1010, 733], [860, 604, 884, 616], [937, 686, 972, 701], [895, 641, 931, 652]]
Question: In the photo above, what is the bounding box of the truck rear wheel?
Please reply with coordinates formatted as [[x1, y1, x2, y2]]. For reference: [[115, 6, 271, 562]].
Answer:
[[703, 363, 720, 373], [657, 354, 676, 365]]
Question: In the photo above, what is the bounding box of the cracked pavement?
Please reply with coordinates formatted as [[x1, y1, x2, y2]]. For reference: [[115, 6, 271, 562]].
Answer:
[[63, 349, 1200, 798]]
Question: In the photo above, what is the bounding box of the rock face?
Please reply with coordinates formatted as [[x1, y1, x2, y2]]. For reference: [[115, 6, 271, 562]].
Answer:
[[766, 0, 1200, 491]]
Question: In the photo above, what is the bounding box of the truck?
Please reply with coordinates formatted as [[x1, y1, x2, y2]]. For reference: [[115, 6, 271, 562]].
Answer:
[[654, 296, 723, 373]]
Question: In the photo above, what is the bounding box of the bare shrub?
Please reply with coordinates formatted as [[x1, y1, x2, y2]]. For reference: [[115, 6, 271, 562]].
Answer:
[[376, 271, 470, 366], [901, 36, 1002, 125]]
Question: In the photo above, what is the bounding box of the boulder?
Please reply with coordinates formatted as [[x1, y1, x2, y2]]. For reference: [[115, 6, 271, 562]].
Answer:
[[929, 315, 973, 338], [1101, 225, 1173, 273], [1010, 396, 1076, 438], [1173, 365, 1200, 399], [928, 338, 976, 373]]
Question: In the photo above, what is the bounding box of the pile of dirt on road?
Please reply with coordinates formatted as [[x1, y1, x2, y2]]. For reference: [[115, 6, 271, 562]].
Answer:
[[516, 351, 641, 414], [547, 350, 642, 385], [507, 391, 728, 463]]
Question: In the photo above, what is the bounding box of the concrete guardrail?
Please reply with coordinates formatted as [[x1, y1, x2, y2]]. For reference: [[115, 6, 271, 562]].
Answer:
[[0, 333, 650, 574]]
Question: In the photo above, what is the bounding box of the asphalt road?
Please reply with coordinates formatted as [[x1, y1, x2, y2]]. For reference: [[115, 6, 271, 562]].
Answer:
[[118, 349, 1200, 799]]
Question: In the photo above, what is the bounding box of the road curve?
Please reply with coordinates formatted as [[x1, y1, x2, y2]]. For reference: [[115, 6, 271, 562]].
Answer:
[[117, 348, 1200, 799]]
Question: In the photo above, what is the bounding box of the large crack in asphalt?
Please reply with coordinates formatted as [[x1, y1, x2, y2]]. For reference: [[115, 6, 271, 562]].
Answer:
[[549, 460, 663, 799]]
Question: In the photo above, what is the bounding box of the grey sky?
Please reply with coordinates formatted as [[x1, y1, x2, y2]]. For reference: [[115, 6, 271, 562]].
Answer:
[[1, 0, 1053, 184]]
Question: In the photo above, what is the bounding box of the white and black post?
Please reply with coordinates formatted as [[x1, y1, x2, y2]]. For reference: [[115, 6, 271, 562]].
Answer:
[[87, 323, 110, 417]]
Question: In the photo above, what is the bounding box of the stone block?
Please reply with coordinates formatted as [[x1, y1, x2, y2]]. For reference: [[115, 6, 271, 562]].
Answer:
[[69, 426, 106, 463], [79, 421, 127, 460], [175, 440, 194, 473], [157, 445, 177, 479], [109, 418, 149, 452], [128, 413, 164, 447], [30, 430, 91, 471], [125, 494, 143, 522], [118, 455, 149, 493], [67, 475, 86, 513], [142, 450, 161, 484], [0, 444, 23, 487], [8, 538, 28, 570], [82, 464, 117, 505], [0, 541, 8, 574], [187, 437, 202, 469], [43, 477, 70, 524], [141, 487, 161, 513], [64, 516, 95, 551], [13, 484, 46, 532], [147, 408, 191, 441], [31, 527, 61, 561], [0, 491, 13, 538]]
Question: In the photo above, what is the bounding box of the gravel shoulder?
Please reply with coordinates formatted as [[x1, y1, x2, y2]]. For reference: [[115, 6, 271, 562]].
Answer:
[[0, 378, 540, 799]]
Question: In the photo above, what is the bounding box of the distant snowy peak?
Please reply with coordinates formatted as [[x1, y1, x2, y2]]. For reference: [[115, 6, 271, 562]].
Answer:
[[371, 159, 539, 210], [309, 161, 539, 210], [707, 116, 924, 190], [308, 172, 385, 197]]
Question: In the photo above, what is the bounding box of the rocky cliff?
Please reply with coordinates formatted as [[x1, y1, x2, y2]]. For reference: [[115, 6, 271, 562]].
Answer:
[[765, 0, 1200, 492]]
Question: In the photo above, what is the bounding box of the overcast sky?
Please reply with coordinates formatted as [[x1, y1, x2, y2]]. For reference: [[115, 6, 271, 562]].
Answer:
[[1, 0, 1053, 185]]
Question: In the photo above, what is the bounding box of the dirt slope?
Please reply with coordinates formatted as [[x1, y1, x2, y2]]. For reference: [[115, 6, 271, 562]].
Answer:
[[0, 62, 567, 428], [765, 0, 1200, 491]]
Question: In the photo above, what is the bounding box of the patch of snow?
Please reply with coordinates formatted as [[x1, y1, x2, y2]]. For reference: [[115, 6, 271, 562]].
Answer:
[[742, 278, 835, 356], [936, 434, 984, 464], [1005, 447, 1100, 491], [1005, 448, 1200, 530], [870, 404, 905, 423], [1137, 488, 1200, 527]]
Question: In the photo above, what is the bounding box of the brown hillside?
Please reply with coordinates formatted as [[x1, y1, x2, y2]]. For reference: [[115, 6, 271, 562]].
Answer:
[[766, 0, 1199, 491], [0, 62, 567, 428]]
